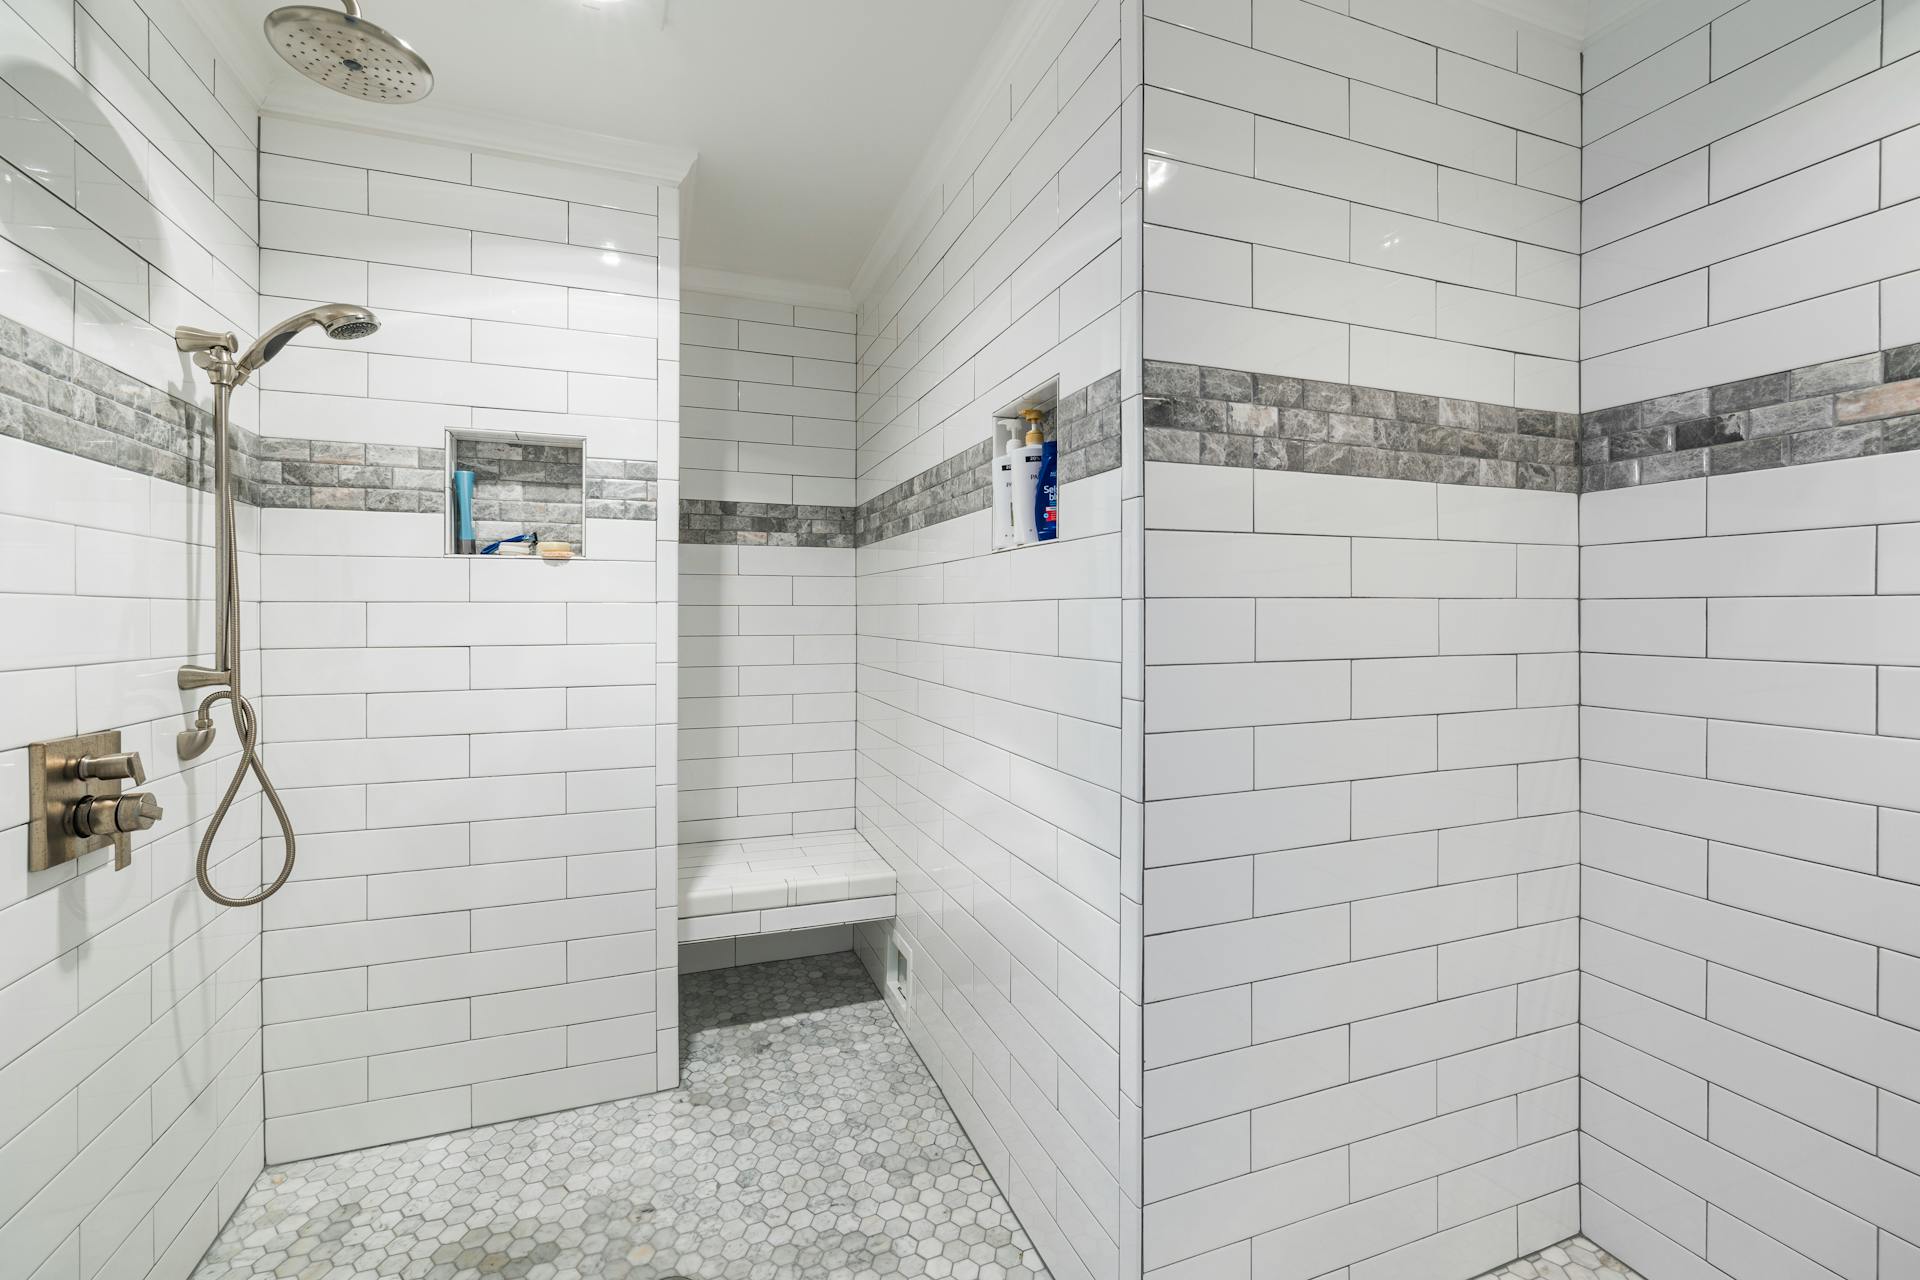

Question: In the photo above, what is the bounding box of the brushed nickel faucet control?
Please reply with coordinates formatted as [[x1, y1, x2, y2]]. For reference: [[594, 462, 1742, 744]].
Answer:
[[67, 792, 163, 840], [27, 731, 161, 874], [76, 750, 146, 785]]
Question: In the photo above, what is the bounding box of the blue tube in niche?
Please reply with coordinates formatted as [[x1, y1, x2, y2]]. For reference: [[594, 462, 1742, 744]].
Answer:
[[453, 469, 477, 554]]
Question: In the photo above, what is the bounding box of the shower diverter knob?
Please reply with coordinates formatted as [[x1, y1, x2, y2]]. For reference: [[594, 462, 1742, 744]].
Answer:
[[68, 792, 164, 838]]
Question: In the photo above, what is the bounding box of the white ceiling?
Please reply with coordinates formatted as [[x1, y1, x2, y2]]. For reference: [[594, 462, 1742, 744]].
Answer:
[[211, 0, 1017, 294]]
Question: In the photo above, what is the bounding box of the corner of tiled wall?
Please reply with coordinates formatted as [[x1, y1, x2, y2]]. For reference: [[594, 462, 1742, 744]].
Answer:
[[850, 1, 1136, 1277]]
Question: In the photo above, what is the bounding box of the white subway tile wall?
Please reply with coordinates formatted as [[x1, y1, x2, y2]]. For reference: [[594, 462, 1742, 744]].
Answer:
[[1572, 7, 1920, 1275], [0, 0, 259, 414], [678, 292, 857, 843], [0, 1, 271, 1277], [677, 540, 857, 841], [1582, 2, 1920, 410], [1141, 463, 1580, 1280], [254, 120, 680, 1164], [680, 290, 857, 506], [1142, 0, 1582, 412], [1576, 399, 1920, 1269], [850, 2, 1133, 1279]]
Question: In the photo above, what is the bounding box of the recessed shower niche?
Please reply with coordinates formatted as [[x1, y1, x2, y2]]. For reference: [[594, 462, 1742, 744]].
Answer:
[[989, 375, 1059, 551], [446, 428, 589, 556]]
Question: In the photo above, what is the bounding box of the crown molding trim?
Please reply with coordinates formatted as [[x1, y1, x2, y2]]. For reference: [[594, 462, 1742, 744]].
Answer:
[[260, 85, 699, 186], [682, 267, 854, 313], [1472, 0, 1584, 38], [849, 0, 1086, 306], [1472, 0, 1664, 41]]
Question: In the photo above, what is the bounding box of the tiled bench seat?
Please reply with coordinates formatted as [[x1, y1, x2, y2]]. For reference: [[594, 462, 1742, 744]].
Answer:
[[677, 831, 896, 943]]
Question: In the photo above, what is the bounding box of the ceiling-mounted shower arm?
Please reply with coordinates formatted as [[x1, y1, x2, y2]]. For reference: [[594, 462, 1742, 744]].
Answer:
[[338, 0, 361, 15]]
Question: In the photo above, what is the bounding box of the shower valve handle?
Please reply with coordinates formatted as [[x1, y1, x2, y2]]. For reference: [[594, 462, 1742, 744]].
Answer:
[[77, 750, 145, 786]]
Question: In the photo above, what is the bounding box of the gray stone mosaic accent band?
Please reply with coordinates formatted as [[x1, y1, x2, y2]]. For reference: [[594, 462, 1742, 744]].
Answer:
[[1145, 360, 1582, 493], [1582, 345, 1920, 490], [1, 314, 220, 489], [853, 439, 995, 547], [252, 436, 446, 513], [0, 317, 656, 521], [680, 500, 855, 548], [1057, 371, 1122, 486], [585, 459, 658, 522], [852, 371, 1123, 546]]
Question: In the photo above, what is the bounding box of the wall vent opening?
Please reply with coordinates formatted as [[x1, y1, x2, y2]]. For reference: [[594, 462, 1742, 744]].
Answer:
[[888, 935, 913, 1008]]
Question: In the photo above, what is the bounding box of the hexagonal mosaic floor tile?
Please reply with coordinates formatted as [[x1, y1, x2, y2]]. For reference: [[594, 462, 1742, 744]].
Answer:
[[1483, 1235, 1644, 1280], [194, 954, 1052, 1280]]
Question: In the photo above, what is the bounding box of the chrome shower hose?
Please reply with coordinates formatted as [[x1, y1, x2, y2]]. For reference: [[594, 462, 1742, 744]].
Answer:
[[195, 381, 298, 907]]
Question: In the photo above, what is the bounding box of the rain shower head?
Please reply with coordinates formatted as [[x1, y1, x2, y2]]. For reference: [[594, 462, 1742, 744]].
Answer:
[[238, 304, 381, 375], [265, 1, 432, 103]]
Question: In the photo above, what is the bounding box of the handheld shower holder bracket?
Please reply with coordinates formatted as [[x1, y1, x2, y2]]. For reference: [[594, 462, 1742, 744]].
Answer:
[[175, 325, 237, 354], [176, 327, 245, 387]]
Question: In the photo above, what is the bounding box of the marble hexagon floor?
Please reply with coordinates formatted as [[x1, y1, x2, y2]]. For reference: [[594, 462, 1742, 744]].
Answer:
[[191, 950, 1645, 1280], [193, 954, 1051, 1280], [1483, 1235, 1643, 1280]]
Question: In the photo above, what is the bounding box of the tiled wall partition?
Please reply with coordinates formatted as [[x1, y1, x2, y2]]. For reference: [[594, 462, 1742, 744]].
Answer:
[[251, 118, 681, 1163], [1141, 0, 1582, 414], [849, 0, 1134, 1277], [1137, 2, 1583, 1277], [1573, 2, 1920, 1277], [1141, 460, 1581, 1280], [678, 291, 859, 843], [0, 1, 270, 1278]]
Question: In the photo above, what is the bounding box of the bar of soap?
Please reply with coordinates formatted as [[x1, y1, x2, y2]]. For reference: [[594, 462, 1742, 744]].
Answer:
[[537, 541, 574, 560]]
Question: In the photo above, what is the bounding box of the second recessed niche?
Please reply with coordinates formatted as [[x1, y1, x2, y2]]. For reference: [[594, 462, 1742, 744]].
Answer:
[[989, 376, 1060, 552]]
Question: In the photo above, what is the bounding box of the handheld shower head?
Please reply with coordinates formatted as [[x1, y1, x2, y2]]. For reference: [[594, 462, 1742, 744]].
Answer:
[[265, 2, 432, 103], [238, 304, 380, 376], [324, 315, 381, 341]]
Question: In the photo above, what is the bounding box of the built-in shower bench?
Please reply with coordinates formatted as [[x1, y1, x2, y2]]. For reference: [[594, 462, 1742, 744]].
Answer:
[[677, 831, 896, 943]]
